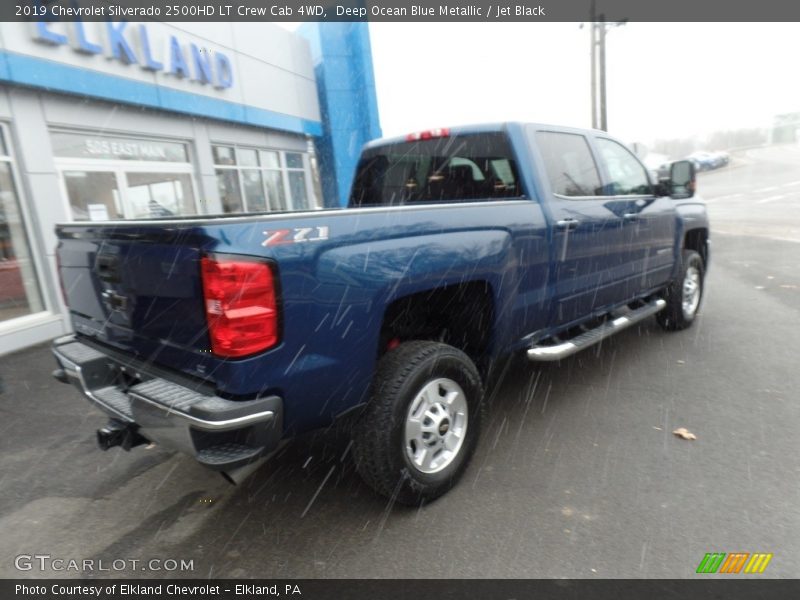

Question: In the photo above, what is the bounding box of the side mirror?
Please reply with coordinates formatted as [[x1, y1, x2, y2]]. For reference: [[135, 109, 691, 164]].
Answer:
[[666, 160, 696, 199]]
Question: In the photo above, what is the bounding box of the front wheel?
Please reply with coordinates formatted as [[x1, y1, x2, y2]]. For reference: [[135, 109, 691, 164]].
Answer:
[[352, 341, 484, 505], [657, 249, 705, 331]]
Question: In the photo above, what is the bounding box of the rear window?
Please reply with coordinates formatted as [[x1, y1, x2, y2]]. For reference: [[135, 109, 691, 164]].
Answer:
[[349, 132, 523, 206]]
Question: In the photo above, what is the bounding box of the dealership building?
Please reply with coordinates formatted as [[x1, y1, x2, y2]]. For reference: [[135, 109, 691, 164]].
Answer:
[[0, 21, 380, 354]]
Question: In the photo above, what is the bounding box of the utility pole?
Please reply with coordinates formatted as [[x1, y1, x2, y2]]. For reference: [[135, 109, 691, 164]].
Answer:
[[599, 13, 607, 131], [588, 9, 625, 132], [590, 0, 597, 129]]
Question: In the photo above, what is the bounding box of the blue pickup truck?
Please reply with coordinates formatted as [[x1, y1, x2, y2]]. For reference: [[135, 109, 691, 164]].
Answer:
[[52, 123, 708, 504]]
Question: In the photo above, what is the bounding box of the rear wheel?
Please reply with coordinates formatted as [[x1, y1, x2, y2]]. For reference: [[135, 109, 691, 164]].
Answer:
[[352, 341, 483, 505], [657, 249, 705, 331]]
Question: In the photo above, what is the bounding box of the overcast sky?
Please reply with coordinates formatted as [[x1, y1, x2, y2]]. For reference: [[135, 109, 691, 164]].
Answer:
[[282, 22, 800, 146]]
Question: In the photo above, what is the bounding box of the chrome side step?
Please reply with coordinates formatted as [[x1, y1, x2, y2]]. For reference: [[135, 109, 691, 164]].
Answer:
[[527, 298, 666, 362]]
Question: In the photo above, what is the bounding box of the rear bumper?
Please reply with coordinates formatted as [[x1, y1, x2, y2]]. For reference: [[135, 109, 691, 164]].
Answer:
[[51, 335, 283, 473]]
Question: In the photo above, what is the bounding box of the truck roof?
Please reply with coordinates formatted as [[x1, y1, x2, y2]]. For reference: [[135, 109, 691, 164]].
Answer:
[[363, 121, 607, 150]]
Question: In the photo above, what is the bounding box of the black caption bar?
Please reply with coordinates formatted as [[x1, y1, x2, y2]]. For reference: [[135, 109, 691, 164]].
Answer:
[[4, 579, 800, 600], [6, 0, 800, 22]]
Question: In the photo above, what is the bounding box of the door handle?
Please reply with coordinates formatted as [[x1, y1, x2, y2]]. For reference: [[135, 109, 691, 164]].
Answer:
[[623, 213, 639, 222], [556, 218, 579, 230]]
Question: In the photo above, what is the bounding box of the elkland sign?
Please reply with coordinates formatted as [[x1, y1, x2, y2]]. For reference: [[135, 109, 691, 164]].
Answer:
[[32, 21, 234, 89]]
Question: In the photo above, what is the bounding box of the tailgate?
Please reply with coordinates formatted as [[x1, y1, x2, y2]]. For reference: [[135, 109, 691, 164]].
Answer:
[[57, 225, 210, 367]]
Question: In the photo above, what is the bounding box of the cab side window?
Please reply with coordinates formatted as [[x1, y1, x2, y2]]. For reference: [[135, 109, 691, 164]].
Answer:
[[596, 138, 652, 196], [536, 131, 603, 197]]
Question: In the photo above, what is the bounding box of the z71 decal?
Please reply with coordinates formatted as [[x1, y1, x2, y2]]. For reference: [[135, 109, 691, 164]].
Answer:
[[262, 226, 329, 247]]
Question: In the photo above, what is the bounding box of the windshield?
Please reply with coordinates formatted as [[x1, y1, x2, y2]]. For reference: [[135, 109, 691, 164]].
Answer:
[[349, 132, 522, 206]]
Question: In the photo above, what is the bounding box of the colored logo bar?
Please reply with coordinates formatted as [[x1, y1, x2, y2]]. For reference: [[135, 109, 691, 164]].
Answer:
[[696, 552, 773, 574]]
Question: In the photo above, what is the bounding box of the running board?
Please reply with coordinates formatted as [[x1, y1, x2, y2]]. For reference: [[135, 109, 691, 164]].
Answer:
[[527, 298, 666, 362]]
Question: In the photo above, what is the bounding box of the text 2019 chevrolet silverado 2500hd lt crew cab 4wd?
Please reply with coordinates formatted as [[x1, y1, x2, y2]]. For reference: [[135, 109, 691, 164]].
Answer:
[[52, 123, 708, 504]]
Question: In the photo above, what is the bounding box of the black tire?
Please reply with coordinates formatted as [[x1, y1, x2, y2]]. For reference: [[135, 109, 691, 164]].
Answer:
[[352, 341, 484, 505], [657, 249, 705, 331]]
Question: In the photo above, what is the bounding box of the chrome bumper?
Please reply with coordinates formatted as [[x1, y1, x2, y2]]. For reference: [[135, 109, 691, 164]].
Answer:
[[52, 336, 283, 472]]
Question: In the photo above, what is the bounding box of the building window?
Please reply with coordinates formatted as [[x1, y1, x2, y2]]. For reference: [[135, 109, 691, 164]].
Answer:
[[125, 172, 196, 218], [52, 131, 199, 220], [285, 152, 311, 210], [0, 125, 45, 324], [212, 145, 314, 213]]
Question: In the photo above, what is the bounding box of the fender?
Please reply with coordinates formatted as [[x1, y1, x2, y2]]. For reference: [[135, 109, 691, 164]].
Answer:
[[672, 199, 710, 277], [315, 228, 516, 341]]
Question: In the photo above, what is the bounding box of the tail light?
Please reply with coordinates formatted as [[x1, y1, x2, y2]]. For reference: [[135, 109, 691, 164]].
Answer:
[[405, 128, 450, 142], [200, 255, 280, 358]]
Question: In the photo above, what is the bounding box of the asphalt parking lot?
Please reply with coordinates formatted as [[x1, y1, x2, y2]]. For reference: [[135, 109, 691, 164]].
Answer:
[[0, 145, 798, 579]]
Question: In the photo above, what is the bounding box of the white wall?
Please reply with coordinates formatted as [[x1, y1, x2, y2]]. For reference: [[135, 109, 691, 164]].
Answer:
[[0, 21, 320, 123]]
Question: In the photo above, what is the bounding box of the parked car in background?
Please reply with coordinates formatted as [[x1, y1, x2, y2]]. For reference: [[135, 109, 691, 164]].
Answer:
[[712, 150, 730, 166], [688, 151, 726, 171]]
